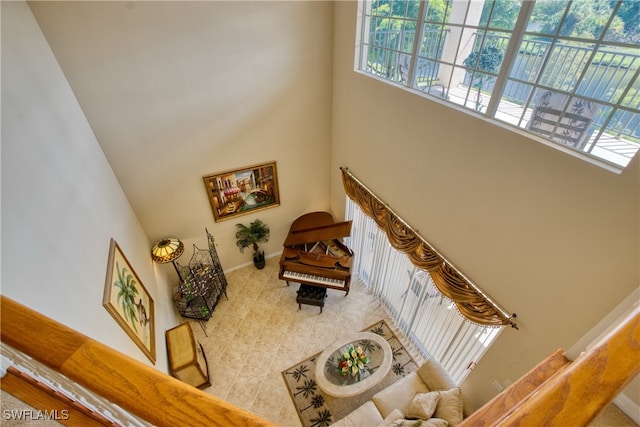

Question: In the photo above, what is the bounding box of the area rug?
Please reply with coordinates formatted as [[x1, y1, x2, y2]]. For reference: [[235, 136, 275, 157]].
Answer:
[[281, 320, 418, 427]]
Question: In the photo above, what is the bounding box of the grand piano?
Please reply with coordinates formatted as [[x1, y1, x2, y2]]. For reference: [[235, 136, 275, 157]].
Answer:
[[278, 211, 353, 295]]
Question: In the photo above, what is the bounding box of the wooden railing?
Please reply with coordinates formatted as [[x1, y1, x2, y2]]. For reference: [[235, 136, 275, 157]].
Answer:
[[0, 295, 276, 427], [460, 349, 571, 426], [461, 304, 640, 426], [3, 294, 638, 426]]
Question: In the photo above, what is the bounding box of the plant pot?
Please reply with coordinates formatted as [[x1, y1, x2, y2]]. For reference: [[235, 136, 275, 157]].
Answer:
[[253, 251, 266, 269]]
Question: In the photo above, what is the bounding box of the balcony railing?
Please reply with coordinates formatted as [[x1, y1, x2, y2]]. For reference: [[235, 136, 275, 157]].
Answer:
[[362, 29, 640, 167], [2, 295, 638, 426], [0, 295, 276, 427], [473, 33, 640, 143]]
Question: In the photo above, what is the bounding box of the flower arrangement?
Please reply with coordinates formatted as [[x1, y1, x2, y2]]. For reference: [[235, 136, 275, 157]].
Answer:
[[337, 345, 370, 378]]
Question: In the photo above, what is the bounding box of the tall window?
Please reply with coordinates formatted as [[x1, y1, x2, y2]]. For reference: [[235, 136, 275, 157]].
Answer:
[[357, 0, 640, 170], [345, 198, 503, 384]]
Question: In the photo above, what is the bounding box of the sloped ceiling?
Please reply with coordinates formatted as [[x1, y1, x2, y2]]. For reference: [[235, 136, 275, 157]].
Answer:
[[28, 1, 334, 249]]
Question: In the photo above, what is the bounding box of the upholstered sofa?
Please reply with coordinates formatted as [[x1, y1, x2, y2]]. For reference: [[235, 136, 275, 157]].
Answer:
[[329, 359, 471, 427]]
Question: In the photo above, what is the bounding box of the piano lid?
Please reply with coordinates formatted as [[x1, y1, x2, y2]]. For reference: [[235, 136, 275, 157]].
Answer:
[[283, 211, 352, 246]]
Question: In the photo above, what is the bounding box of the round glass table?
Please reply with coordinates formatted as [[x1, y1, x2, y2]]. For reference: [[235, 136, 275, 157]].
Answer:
[[315, 331, 392, 397]]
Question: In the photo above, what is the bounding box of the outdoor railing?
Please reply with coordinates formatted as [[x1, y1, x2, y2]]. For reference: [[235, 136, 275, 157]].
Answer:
[[465, 33, 640, 141], [365, 30, 640, 142]]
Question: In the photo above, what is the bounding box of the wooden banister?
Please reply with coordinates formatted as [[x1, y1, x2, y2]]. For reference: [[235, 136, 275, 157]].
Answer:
[[0, 295, 276, 427], [500, 305, 639, 426], [460, 349, 571, 426], [462, 305, 639, 426], [2, 366, 117, 427]]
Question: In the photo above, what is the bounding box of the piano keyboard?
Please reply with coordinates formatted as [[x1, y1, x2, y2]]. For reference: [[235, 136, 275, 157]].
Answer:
[[282, 270, 346, 287]]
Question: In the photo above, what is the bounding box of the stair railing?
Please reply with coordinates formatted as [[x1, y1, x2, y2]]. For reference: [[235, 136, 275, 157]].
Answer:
[[461, 304, 639, 426], [0, 295, 276, 427]]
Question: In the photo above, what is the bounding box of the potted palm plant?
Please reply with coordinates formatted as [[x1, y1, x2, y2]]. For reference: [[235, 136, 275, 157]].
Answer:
[[463, 45, 504, 112], [235, 219, 270, 269]]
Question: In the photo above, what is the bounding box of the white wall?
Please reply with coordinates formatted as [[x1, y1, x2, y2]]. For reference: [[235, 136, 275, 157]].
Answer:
[[3, 0, 335, 372], [27, 1, 336, 271], [331, 1, 639, 409], [1, 1, 180, 370], [4, 0, 637, 412]]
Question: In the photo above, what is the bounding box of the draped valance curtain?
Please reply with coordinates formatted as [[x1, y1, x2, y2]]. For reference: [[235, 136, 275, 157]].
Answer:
[[341, 167, 517, 329]]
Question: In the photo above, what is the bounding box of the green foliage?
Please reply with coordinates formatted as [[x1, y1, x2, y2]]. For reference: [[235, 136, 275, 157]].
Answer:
[[463, 46, 504, 75], [370, 0, 420, 32], [616, 1, 640, 36], [370, 0, 638, 42], [235, 219, 270, 253], [114, 261, 139, 333], [533, 0, 626, 40], [463, 46, 504, 111], [424, 0, 447, 22], [479, 0, 520, 30], [373, 0, 420, 19]]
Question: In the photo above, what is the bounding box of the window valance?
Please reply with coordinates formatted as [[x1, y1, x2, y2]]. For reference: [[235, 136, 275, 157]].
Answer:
[[341, 167, 517, 329]]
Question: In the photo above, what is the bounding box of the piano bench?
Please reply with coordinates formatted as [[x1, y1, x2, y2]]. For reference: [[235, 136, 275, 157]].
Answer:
[[296, 284, 327, 313]]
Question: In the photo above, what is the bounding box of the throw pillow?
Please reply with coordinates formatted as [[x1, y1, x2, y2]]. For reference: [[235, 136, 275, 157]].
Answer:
[[389, 418, 449, 427], [433, 387, 463, 427], [376, 409, 405, 427], [388, 419, 424, 427], [417, 360, 455, 391], [406, 391, 441, 420]]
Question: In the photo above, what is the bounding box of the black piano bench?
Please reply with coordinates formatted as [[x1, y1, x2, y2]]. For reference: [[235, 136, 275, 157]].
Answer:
[[296, 284, 327, 313]]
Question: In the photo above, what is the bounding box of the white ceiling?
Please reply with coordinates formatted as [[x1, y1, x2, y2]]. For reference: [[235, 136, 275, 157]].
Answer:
[[28, 1, 334, 246]]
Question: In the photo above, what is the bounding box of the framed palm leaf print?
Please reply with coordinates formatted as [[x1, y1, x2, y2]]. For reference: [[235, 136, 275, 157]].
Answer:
[[103, 239, 156, 363]]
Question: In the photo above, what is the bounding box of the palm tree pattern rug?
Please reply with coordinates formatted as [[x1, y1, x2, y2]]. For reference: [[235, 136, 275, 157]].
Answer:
[[281, 320, 418, 427]]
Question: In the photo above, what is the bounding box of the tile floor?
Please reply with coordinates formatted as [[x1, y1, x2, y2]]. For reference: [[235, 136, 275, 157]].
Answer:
[[186, 257, 637, 427], [187, 257, 424, 426], [0, 260, 635, 426]]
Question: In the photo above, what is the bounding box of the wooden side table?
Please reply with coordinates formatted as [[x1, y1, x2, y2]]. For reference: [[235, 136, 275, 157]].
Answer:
[[165, 322, 210, 389]]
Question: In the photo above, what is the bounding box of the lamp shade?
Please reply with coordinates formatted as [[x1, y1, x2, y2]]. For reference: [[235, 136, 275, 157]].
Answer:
[[151, 238, 184, 264]]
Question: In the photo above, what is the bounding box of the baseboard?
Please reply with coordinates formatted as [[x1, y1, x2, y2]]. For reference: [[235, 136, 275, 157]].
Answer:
[[225, 251, 283, 273], [224, 260, 255, 273], [614, 392, 640, 425]]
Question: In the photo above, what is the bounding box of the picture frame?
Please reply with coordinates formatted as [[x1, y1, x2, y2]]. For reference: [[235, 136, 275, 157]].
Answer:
[[203, 161, 280, 222], [103, 239, 156, 364]]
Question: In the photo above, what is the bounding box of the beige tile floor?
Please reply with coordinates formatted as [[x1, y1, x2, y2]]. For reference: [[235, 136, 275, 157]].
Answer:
[[187, 257, 637, 427], [187, 257, 421, 426], [0, 260, 635, 426]]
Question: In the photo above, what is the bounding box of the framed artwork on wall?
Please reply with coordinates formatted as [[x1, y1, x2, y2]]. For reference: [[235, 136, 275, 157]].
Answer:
[[203, 161, 280, 222], [103, 239, 156, 364]]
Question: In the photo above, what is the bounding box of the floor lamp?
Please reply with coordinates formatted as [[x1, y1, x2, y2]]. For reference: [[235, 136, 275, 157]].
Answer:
[[151, 237, 184, 280]]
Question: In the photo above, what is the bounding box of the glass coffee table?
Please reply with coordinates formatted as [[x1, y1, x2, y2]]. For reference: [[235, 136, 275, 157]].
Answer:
[[315, 331, 392, 397]]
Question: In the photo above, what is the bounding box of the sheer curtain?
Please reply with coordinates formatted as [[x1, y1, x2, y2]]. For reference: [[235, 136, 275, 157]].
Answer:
[[346, 198, 502, 384]]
